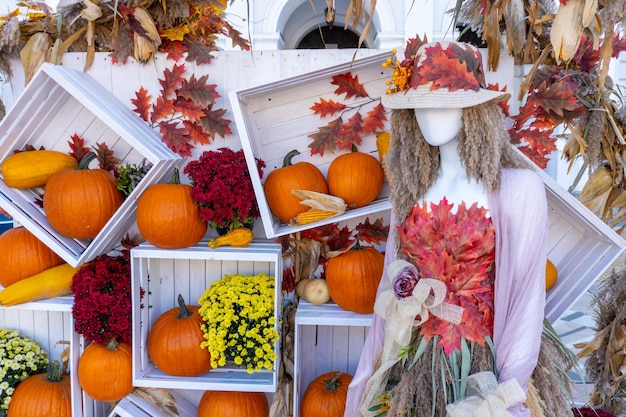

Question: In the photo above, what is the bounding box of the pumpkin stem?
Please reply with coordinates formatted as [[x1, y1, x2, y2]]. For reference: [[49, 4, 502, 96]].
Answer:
[[283, 149, 301, 167], [168, 166, 182, 185], [106, 337, 120, 351], [176, 293, 194, 319], [77, 151, 97, 170], [46, 360, 63, 383], [350, 144, 359, 153], [352, 239, 364, 250], [324, 371, 344, 392]]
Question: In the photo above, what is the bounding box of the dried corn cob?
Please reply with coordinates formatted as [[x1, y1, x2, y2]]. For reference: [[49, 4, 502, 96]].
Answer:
[[293, 209, 338, 225], [550, 0, 585, 64]]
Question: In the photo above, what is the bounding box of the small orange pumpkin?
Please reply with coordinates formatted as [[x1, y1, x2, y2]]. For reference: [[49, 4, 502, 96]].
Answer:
[[263, 149, 328, 223], [546, 259, 558, 291], [300, 371, 353, 417], [7, 360, 71, 417], [137, 167, 207, 248], [197, 390, 269, 417], [325, 243, 384, 314], [147, 294, 212, 376], [0, 227, 64, 288], [77, 338, 133, 402], [44, 152, 123, 239], [327, 147, 384, 209]]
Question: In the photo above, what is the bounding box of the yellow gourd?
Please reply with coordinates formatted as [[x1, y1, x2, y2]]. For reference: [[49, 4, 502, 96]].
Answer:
[[207, 227, 254, 249], [1, 150, 78, 189], [0, 263, 81, 306]]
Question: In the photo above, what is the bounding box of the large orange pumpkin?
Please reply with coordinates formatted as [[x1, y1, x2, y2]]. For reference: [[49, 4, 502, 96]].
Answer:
[[300, 371, 353, 417], [197, 390, 269, 417], [325, 243, 384, 314], [327, 149, 384, 208], [44, 152, 123, 239], [7, 360, 71, 417], [263, 149, 328, 223], [147, 294, 212, 376], [137, 168, 206, 248], [0, 227, 64, 287], [77, 338, 133, 402]]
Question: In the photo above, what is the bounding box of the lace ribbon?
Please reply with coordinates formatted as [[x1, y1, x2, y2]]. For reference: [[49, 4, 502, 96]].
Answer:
[[445, 372, 527, 417], [359, 260, 464, 416]]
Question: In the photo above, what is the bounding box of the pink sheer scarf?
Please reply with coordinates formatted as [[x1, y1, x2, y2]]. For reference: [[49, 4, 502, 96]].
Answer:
[[343, 168, 548, 417]]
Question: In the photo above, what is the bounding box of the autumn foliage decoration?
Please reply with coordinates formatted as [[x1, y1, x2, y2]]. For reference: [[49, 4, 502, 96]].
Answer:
[[132, 63, 231, 157], [308, 71, 387, 156]]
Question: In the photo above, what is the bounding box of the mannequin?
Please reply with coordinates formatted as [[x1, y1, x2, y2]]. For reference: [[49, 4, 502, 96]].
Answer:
[[342, 40, 573, 417]]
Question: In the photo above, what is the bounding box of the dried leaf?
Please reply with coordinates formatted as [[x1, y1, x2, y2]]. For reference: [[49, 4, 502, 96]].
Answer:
[[20, 31, 50, 84], [362, 103, 387, 134], [338, 111, 364, 150], [308, 117, 343, 156], [331, 72, 368, 99], [310, 98, 346, 118], [131, 87, 152, 122], [200, 105, 232, 139], [178, 74, 219, 106]]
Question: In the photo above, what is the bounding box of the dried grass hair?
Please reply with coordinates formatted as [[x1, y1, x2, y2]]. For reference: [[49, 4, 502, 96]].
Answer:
[[384, 100, 530, 227]]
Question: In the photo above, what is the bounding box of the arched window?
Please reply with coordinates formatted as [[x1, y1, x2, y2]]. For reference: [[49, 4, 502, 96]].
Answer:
[[296, 26, 366, 49]]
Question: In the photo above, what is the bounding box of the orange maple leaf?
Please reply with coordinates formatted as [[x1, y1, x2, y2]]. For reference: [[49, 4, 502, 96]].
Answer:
[[362, 103, 388, 134], [308, 117, 344, 156], [159, 64, 186, 98], [355, 217, 389, 246], [161, 39, 188, 62], [417, 43, 481, 92], [310, 98, 346, 117], [150, 96, 175, 123], [183, 120, 211, 145], [338, 112, 364, 150], [200, 106, 232, 139], [159, 121, 193, 156], [331, 72, 368, 99], [131, 87, 152, 121], [178, 74, 219, 106], [532, 79, 584, 121], [173, 97, 205, 121]]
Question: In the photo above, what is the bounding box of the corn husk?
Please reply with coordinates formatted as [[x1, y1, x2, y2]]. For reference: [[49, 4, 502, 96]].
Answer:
[[20, 32, 51, 85], [291, 189, 346, 214], [550, 0, 584, 64], [578, 167, 614, 216], [133, 6, 162, 63], [504, 0, 526, 57]]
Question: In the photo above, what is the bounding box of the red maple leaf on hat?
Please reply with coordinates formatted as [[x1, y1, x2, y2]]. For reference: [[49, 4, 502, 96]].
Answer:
[[416, 43, 482, 92]]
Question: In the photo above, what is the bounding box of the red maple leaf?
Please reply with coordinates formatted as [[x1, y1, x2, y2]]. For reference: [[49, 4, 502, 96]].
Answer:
[[184, 37, 216, 65], [173, 97, 206, 121], [200, 106, 232, 139], [159, 121, 193, 156], [131, 87, 152, 122], [178, 74, 219, 106], [417, 43, 481, 92], [362, 103, 388, 134], [355, 217, 389, 246], [92, 142, 121, 176], [326, 225, 355, 252], [397, 200, 495, 354], [159, 64, 186, 98], [161, 39, 188, 62], [67, 133, 89, 163], [223, 21, 251, 51], [331, 72, 368, 99], [338, 112, 365, 150], [150, 96, 175, 123], [310, 98, 346, 118], [516, 144, 551, 169], [308, 117, 344, 156], [532, 79, 583, 121]]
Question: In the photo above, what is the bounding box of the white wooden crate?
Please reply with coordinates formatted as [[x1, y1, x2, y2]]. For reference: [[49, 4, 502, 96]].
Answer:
[[230, 52, 391, 238], [108, 390, 197, 417], [131, 241, 283, 392], [0, 63, 182, 267], [293, 301, 372, 417], [0, 297, 83, 417]]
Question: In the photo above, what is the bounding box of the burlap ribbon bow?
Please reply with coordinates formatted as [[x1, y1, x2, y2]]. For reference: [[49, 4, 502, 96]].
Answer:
[[360, 260, 464, 416], [445, 372, 527, 417]]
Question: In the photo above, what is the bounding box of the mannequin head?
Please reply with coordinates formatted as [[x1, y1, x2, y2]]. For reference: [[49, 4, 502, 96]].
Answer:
[[414, 108, 463, 147]]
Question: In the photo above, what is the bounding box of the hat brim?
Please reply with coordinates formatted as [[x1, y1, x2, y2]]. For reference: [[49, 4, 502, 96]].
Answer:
[[381, 86, 510, 109]]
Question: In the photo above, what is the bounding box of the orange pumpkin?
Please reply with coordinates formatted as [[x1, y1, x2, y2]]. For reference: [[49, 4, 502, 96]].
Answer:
[[7, 360, 71, 417], [546, 259, 558, 291], [0, 227, 64, 287], [325, 243, 384, 314], [263, 149, 328, 223], [300, 371, 353, 417], [44, 152, 123, 239], [327, 149, 384, 208], [137, 167, 207, 248], [197, 390, 269, 417], [77, 338, 133, 402], [147, 294, 212, 376]]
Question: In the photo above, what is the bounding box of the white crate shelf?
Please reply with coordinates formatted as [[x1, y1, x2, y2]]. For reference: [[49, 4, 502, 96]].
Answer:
[[293, 301, 372, 417], [0, 63, 182, 267], [131, 241, 283, 392], [0, 296, 84, 417], [230, 52, 392, 239]]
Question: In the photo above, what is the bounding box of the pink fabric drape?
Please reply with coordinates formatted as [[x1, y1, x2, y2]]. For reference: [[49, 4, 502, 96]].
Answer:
[[343, 168, 548, 417]]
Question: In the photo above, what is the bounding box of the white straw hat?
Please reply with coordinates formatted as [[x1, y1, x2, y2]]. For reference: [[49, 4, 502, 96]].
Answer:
[[381, 41, 510, 109]]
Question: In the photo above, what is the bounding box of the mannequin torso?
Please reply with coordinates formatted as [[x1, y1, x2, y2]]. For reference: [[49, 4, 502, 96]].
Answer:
[[415, 108, 489, 210]]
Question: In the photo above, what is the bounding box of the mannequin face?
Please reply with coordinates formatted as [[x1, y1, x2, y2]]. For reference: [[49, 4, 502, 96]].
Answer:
[[414, 107, 464, 146]]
